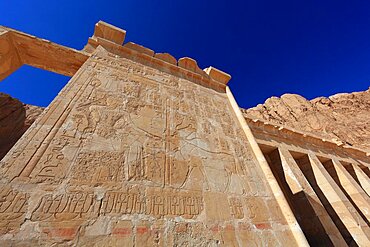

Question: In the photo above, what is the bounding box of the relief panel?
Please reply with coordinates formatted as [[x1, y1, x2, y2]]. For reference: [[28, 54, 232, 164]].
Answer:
[[0, 48, 295, 245]]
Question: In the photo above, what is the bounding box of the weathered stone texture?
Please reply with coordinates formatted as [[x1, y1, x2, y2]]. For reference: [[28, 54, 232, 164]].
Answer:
[[0, 47, 298, 246], [242, 88, 370, 150], [0, 93, 43, 160], [2, 21, 370, 246]]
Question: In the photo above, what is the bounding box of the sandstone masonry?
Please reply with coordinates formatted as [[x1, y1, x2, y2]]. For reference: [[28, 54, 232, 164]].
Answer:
[[0, 21, 369, 246]]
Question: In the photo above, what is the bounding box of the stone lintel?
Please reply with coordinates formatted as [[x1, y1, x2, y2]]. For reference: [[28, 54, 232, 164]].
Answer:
[[0, 29, 22, 81], [0, 26, 89, 80]]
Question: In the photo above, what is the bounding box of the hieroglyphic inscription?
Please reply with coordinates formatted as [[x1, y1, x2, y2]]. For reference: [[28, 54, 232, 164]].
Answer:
[[229, 197, 244, 219], [3, 53, 263, 198], [31, 192, 98, 221], [71, 151, 125, 183], [100, 191, 146, 215], [145, 193, 203, 217], [32, 137, 70, 183], [0, 27, 308, 245], [0, 187, 29, 233], [31, 189, 203, 221]]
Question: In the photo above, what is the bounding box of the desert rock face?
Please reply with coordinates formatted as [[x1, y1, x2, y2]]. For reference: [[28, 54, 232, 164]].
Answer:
[[0, 93, 43, 160], [242, 88, 370, 151]]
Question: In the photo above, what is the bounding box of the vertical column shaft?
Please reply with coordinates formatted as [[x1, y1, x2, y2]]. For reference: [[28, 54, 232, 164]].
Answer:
[[330, 158, 370, 223], [278, 147, 347, 246], [350, 160, 370, 197], [307, 153, 370, 246]]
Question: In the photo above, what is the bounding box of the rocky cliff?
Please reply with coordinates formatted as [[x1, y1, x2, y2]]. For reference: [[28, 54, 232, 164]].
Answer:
[[242, 87, 370, 151], [0, 93, 44, 160]]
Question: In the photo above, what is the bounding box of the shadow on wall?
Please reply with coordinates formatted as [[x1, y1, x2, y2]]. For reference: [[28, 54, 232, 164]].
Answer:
[[263, 148, 359, 246]]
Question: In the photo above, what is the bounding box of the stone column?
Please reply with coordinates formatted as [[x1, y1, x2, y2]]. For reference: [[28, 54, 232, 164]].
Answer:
[[350, 160, 370, 197], [306, 153, 370, 246], [328, 158, 370, 223], [278, 147, 347, 246]]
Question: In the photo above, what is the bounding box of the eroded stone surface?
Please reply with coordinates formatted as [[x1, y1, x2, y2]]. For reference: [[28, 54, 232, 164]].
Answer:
[[242, 88, 370, 150], [3, 21, 370, 246]]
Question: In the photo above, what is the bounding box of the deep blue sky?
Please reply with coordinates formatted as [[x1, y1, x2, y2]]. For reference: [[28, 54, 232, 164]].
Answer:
[[0, 0, 370, 108]]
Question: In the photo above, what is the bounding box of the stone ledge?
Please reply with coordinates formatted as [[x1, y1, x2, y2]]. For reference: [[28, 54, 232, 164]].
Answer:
[[246, 117, 370, 162]]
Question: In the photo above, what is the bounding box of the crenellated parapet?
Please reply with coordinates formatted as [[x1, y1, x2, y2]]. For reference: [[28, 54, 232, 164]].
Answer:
[[84, 21, 231, 92], [0, 21, 231, 92]]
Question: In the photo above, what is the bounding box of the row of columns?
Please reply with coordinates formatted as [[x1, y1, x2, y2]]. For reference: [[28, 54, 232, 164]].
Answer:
[[265, 146, 370, 246]]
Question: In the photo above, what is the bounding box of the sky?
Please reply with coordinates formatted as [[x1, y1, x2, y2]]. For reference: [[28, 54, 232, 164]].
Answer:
[[0, 0, 370, 108]]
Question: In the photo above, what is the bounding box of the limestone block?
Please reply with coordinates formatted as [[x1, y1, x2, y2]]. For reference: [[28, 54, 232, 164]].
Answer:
[[93, 21, 126, 45], [177, 57, 205, 76], [154, 52, 177, 65], [204, 66, 231, 85]]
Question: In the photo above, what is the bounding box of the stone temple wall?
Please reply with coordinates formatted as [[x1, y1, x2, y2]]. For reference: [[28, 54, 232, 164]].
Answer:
[[0, 22, 305, 246], [0, 21, 369, 246]]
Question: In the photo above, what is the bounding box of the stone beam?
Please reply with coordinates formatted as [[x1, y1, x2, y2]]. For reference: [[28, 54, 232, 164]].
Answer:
[[328, 158, 370, 223], [0, 26, 89, 81], [0, 28, 22, 81], [278, 147, 346, 246], [306, 154, 370, 246]]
